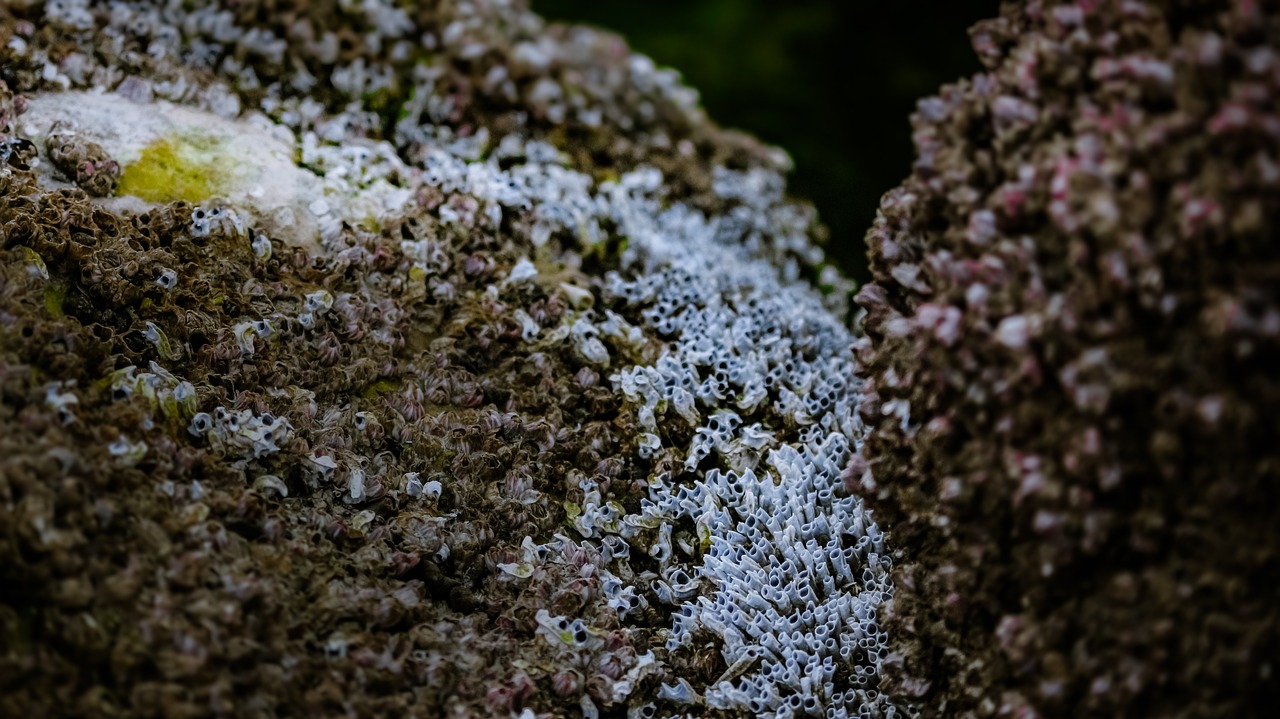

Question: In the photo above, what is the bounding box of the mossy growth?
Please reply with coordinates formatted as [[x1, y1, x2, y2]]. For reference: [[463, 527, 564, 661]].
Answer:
[[116, 132, 238, 203], [360, 379, 400, 399], [43, 281, 66, 318]]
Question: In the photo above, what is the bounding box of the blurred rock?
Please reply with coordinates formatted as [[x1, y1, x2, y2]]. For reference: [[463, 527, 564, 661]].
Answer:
[[855, 0, 1280, 716]]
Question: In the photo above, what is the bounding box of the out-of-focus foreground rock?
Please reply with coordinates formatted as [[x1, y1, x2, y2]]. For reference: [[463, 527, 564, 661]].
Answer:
[[854, 0, 1280, 716]]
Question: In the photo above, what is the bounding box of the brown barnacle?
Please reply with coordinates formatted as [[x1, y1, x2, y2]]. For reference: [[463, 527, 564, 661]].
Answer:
[[1, 135, 37, 172], [316, 510, 351, 540], [551, 668, 585, 697], [250, 356, 289, 387], [575, 366, 599, 389], [387, 380, 425, 421], [549, 578, 595, 617], [463, 252, 493, 278], [455, 381, 486, 408], [0, 79, 27, 131], [336, 357, 380, 388], [44, 121, 121, 197], [386, 415, 419, 446], [362, 469, 389, 503], [315, 332, 342, 365]]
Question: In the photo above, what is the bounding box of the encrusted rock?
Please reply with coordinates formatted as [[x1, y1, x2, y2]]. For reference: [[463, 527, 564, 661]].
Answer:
[[0, 2, 878, 718], [854, 0, 1280, 716]]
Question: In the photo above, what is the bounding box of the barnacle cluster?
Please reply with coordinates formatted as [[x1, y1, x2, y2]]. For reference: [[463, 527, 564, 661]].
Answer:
[[0, 2, 887, 719], [43, 119, 120, 196], [597, 166, 891, 717], [854, 0, 1280, 716]]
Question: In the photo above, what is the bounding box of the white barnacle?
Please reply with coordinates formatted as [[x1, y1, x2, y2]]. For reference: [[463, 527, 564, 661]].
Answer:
[[637, 432, 662, 459], [188, 411, 214, 436], [191, 206, 212, 237], [172, 381, 197, 416], [232, 321, 258, 355], [155, 267, 178, 290], [579, 336, 610, 365], [346, 467, 366, 501], [143, 321, 181, 360], [44, 382, 79, 425], [558, 282, 594, 310], [253, 474, 289, 498], [252, 232, 273, 261], [503, 257, 538, 286], [513, 309, 540, 340], [649, 522, 673, 565], [671, 387, 699, 426], [304, 289, 334, 314], [253, 318, 276, 340], [496, 558, 534, 579], [108, 436, 148, 466], [108, 366, 139, 401], [404, 471, 423, 497], [716, 645, 767, 685], [534, 609, 577, 648], [19, 246, 49, 280], [303, 450, 339, 475], [658, 678, 700, 705]]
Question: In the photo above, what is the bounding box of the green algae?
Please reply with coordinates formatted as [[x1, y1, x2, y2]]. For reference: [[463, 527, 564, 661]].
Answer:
[[43, 281, 66, 319], [360, 379, 400, 399], [116, 133, 237, 204]]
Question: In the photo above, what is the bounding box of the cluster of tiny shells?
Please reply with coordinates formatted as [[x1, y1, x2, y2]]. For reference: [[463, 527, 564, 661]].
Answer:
[[0, 2, 880, 718], [43, 119, 120, 196], [853, 0, 1280, 716]]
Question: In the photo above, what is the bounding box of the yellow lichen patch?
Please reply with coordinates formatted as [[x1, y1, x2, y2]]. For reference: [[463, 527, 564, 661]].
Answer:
[[116, 133, 238, 203], [43, 281, 66, 319], [360, 379, 400, 399]]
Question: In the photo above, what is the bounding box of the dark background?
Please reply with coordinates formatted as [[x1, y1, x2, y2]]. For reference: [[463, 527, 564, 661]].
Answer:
[[535, 0, 995, 282]]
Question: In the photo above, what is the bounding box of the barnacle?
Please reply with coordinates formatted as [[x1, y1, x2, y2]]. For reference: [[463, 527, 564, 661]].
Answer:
[[143, 321, 181, 361], [188, 411, 213, 436], [43, 120, 120, 196], [251, 232, 272, 261], [304, 289, 334, 313], [231, 320, 258, 355], [19, 246, 48, 279], [253, 473, 289, 498], [43, 380, 78, 425], [107, 435, 149, 466], [154, 267, 178, 289]]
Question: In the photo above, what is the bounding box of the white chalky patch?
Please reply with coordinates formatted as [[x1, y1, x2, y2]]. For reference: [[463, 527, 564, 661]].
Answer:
[[22, 91, 318, 246]]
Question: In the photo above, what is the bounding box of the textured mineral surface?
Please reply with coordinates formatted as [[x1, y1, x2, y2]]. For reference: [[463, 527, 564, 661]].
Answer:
[[854, 0, 1280, 717], [0, 2, 890, 718]]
